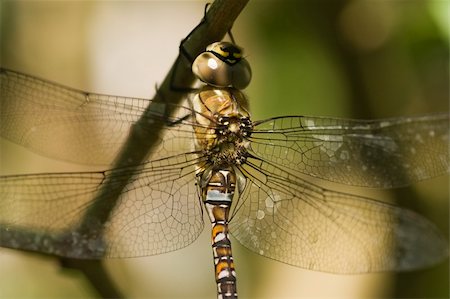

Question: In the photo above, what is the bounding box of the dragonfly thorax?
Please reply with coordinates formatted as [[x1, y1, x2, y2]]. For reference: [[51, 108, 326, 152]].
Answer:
[[191, 86, 252, 168], [206, 139, 249, 167], [206, 115, 251, 167]]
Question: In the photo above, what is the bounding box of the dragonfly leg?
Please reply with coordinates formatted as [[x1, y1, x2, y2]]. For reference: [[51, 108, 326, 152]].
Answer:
[[179, 3, 211, 63], [169, 4, 211, 93], [168, 114, 190, 127]]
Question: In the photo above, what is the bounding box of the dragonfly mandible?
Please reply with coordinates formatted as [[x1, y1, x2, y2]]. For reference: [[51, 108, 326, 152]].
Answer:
[[0, 41, 449, 299]]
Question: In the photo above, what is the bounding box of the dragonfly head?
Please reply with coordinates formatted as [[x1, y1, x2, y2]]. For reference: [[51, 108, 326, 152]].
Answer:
[[192, 42, 252, 89]]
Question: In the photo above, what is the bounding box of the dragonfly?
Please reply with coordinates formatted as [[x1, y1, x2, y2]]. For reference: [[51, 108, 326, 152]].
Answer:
[[0, 41, 449, 299]]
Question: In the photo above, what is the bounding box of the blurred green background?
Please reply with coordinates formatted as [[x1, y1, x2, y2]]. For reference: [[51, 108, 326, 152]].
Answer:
[[0, 1, 448, 299]]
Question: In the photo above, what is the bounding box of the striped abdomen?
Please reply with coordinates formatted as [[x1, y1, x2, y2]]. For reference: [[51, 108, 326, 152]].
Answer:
[[202, 168, 238, 299]]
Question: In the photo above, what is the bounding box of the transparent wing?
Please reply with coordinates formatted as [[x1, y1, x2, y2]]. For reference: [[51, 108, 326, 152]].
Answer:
[[0, 79, 208, 258], [0, 68, 199, 166], [250, 114, 449, 188], [0, 153, 204, 258], [229, 157, 448, 273]]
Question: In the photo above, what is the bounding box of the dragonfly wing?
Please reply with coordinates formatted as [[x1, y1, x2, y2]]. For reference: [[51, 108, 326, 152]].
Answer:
[[229, 157, 448, 273], [0, 153, 204, 258], [0, 68, 196, 166], [250, 114, 449, 188]]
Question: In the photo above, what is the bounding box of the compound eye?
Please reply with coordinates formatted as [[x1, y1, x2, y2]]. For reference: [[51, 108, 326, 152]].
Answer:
[[193, 42, 252, 89], [192, 52, 229, 87]]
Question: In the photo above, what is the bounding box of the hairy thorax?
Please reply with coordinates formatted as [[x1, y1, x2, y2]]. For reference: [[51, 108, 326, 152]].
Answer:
[[191, 86, 252, 168]]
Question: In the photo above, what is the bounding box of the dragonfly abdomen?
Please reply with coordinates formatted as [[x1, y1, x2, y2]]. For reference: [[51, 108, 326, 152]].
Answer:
[[208, 202, 237, 299], [202, 169, 238, 299]]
